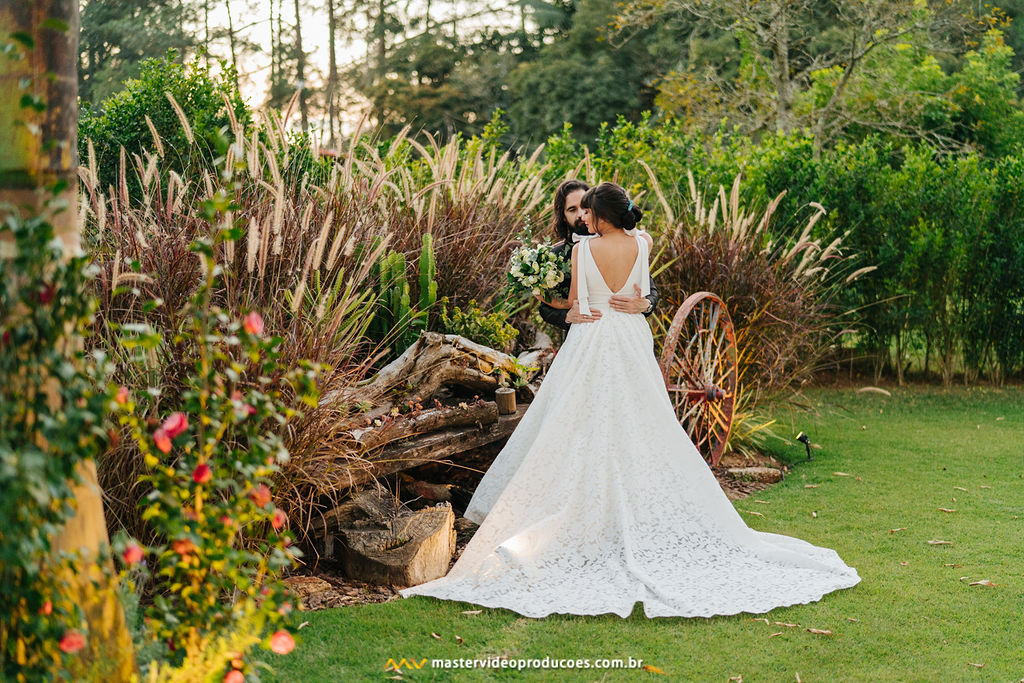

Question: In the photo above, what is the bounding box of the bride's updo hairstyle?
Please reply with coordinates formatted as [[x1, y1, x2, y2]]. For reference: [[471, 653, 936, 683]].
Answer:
[[580, 182, 643, 231]]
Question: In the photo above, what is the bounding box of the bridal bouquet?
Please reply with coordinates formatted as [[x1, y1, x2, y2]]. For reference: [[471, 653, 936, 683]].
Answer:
[[506, 242, 570, 299]]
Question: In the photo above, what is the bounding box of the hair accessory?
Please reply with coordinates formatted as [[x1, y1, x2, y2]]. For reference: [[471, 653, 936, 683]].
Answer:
[[627, 200, 634, 212]]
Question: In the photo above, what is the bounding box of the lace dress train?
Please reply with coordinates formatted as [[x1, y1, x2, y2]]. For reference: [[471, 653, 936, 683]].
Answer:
[[399, 233, 860, 618]]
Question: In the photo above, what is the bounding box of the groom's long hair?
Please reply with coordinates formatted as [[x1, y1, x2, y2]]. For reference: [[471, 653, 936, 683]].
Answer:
[[550, 179, 589, 245]]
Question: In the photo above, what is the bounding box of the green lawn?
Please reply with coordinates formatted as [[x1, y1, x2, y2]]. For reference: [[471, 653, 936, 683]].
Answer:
[[266, 387, 1024, 682]]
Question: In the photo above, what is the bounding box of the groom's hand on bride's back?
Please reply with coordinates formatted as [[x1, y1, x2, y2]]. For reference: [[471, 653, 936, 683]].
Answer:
[[565, 300, 602, 324], [610, 284, 651, 314]]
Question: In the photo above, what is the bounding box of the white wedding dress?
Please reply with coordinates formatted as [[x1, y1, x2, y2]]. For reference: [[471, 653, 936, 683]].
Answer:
[[400, 232, 860, 618]]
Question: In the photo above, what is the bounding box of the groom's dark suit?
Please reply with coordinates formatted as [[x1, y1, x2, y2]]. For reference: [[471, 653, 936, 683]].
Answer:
[[538, 240, 660, 331]]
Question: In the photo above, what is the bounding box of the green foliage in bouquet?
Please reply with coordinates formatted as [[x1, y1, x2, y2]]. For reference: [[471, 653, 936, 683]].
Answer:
[[439, 298, 519, 352], [0, 208, 115, 680]]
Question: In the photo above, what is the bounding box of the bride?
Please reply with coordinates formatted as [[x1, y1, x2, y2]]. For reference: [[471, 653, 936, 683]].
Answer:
[[400, 182, 860, 618]]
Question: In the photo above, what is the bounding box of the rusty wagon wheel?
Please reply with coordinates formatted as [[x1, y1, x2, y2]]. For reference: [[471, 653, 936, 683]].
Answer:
[[658, 292, 737, 467]]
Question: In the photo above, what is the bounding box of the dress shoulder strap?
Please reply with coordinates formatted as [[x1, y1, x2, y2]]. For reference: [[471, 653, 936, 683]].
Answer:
[[576, 236, 596, 316], [632, 230, 651, 297]]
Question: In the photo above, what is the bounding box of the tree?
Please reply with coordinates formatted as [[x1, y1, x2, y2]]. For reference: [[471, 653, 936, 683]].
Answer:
[[616, 0, 979, 155], [79, 0, 196, 103], [0, 1, 134, 677]]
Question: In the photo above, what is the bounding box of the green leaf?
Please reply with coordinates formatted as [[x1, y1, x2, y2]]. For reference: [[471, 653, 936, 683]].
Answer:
[[10, 32, 34, 49]]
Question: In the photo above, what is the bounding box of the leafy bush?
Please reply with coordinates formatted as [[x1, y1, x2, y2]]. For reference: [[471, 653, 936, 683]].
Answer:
[[0, 210, 115, 680], [439, 298, 519, 352], [78, 51, 250, 201]]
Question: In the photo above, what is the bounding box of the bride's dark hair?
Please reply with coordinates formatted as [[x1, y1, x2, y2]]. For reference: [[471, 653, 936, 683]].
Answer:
[[580, 182, 643, 231]]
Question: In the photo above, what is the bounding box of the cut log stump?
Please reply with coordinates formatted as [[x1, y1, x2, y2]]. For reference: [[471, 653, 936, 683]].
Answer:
[[324, 490, 456, 587], [339, 503, 455, 587]]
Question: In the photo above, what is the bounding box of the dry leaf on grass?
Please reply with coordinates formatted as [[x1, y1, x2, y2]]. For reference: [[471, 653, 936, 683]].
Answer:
[[754, 500, 770, 504], [969, 580, 998, 587], [298, 621, 310, 629], [811, 511, 818, 518], [943, 563, 963, 568], [900, 561, 909, 566], [968, 662, 984, 668], [890, 527, 906, 533], [430, 632, 442, 640], [954, 486, 968, 492], [846, 618, 859, 622], [795, 674, 802, 683], [927, 540, 953, 545], [750, 617, 769, 625], [938, 508, 957, 513], [462, 609, 482, 615], [833, 472, 851, 476], [728, 676, 743, 683], [455, 635, 463, 645], [743, 510, 765, 517], [642, 664, 666, 674], [980, 485, 992, 489], [806, 628, 834, 636], [774, 622, 800, 628], [804, 484, 819, 488], [769, 632, 783, 638]]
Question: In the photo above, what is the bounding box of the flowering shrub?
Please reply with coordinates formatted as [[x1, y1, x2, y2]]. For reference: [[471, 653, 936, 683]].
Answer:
[[0, 210, 115, 679], [115, 199, 319, 677]]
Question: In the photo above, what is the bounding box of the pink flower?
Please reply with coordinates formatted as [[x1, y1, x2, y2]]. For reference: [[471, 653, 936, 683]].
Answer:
[[153, 428, 172, 454], [115, 386, 130, 405], [161, 412, 189, 438], [243, 312, 264, 335], [39, 600, 52, 615], [271, 508, 287, 531], [224, 670, 244, 683], [192, 463, 212, 484], [122, 543, 144, 565], [269, 630, 295, 655], [278, 602, 292, 615], [249, 484, 272, 508], [59, 630, 86, 654]]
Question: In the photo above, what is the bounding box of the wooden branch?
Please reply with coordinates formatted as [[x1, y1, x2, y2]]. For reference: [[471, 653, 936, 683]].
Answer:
[[348, 401, 498, 451], [341, 405, 527, 489]]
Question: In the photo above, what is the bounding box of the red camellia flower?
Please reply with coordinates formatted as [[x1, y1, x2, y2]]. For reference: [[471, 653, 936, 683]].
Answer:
[[224, 670, 244, 683], [248, 484, 272, 508], [1, 330, 10, 346], [162, 412, 189, 438], [243, 312, 264, 335], [153, 428, 172, 454], [271, 508, 287, 531], [269, 630, 295, 655], [59, 630, 86, 654], [37, 283, 56, 305], [171, 539, 197, 557], [39, 600, 52, 615], [192, 463, 212, 484], [122, 543, 144, 565], [115, 386, 130, 405]]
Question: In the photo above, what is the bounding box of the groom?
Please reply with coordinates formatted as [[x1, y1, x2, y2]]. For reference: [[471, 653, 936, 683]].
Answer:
[[538, 179, 659, 330]]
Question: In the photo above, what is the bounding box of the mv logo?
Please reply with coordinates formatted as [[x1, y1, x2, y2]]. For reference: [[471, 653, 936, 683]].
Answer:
[[385, 658, 428, 671]]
